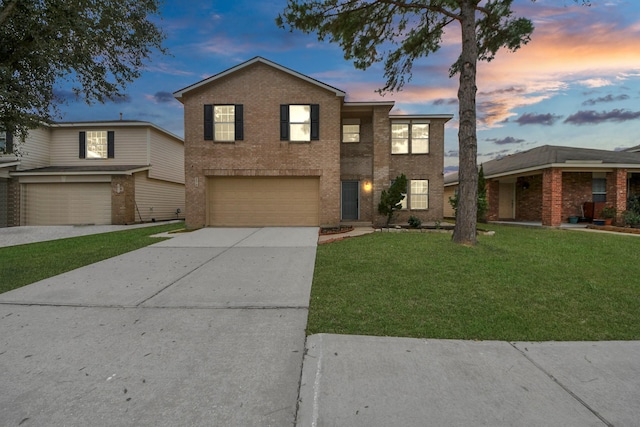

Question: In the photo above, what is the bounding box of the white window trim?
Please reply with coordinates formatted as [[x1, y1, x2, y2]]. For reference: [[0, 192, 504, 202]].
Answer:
[[86, 130, 108, 159], [214, 105, 235, 142], [289, 105, 311, 142], [391, 120, 430, 155], [409, 179, 429, 210]]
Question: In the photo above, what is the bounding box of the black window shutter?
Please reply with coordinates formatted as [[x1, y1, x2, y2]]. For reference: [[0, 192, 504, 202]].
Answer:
[[5, 131, 13, 154], [235, 104, 244, 141], [310, 104, 320, 140], [79, 131, 86, 158], [204, 104, 213, 140], [280, 104, 289, 140], [107, 131, 115, 158]]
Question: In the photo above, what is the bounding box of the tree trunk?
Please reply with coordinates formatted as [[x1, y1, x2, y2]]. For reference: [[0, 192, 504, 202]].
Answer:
[[452, 0, 479, 246]]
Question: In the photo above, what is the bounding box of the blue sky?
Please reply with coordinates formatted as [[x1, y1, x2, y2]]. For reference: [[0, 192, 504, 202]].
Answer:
[[55, 0, 640, 173]]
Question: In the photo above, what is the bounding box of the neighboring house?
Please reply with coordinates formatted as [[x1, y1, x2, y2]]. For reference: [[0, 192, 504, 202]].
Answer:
[[0, 121, 185, 227], [173, 56, 452, 228], [444, 145, 640, 226]]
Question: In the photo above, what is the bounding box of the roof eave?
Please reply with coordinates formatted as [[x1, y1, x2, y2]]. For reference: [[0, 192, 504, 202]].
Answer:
[[389, 114, 454, 122], [10, 166, 151, 177]]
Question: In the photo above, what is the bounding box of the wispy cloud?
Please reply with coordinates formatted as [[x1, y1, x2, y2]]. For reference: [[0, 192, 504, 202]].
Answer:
[[152, 92, 177, 103], [144, 92, 181, 105], [433, 98, 458, 106], [579, 78, 614, 88], [564, 109, 640, 125], [486, 136, 525, 145], [513, 112, 563, 126], [582, 93, 630, 106], [145, 62, 195, 77]]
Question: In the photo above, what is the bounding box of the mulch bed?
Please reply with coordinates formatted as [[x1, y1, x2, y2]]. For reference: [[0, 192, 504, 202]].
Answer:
[[586, 224, 640, 235], [319, 225, 354, 236]]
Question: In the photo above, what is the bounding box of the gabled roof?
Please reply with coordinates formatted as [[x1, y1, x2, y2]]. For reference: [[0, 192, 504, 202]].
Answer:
[[445, 145, 640, 185], [625, 144, 640, 152], [173, 57, 347, 100]]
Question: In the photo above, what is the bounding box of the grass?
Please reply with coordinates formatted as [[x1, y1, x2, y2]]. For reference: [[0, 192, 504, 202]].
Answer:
[[0, 222, 185, 294], [309, 225, 640, 341]]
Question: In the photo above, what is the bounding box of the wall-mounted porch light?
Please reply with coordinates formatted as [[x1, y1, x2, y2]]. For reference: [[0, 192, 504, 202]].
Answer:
[[363, 181, 372, 192]]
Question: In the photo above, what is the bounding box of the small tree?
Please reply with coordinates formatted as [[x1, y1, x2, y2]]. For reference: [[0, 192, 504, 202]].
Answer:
[[378, 174, 407, 227], [449, 164, 487, 222], [477, 164, 488, 223]]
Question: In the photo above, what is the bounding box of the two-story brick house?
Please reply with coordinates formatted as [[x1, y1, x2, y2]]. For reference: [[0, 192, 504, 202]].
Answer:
[[174, 57, 452, 228], [0, 121, 185, 227]]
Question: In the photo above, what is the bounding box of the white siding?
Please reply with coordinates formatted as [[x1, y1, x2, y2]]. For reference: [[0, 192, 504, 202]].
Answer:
[[50, 126, 149, 166], [149, 128, 185, 184], [134, 172, 185, 222], [17, 127, 51, 170]]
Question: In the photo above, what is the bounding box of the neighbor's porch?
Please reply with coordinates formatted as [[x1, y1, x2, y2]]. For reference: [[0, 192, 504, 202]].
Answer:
[[486, 168, 639, 227]]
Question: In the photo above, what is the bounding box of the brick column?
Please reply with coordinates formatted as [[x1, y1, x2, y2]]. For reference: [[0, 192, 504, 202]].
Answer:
[[485, 180, 499, 221], [608, 169, 627, 225], [7, 178, 20, 226], [371, 105, 392, 227], [542, 168, 562, 227], [111, 175, 135, 224]]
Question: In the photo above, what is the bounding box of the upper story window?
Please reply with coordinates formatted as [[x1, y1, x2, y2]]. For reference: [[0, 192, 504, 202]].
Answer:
[[204, 104, 244, 142], [79, 131, 114, 159], [280, 104, 319, 142], [87, 131, 108, 158], [342, 119, 360, 143], [391, 121, 430, 154], [290, 105, 311, 141], [214, 105, 235, 141]]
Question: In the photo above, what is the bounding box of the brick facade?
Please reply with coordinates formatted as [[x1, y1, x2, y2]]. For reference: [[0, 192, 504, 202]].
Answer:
[[515, 175, 543, 221], [486, 180, 499, 221], [111, 175, 135, 224], [446, 144, 640, 227], [180, 61, 341, 228], [487, 168, 635, 226], [561, 172, 592, 219], [177, 58, 451, 228]]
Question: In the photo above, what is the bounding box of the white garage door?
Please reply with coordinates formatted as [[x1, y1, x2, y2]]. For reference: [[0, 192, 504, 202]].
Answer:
[[207, 177, 319, 226], [22, 183, 112, 225]]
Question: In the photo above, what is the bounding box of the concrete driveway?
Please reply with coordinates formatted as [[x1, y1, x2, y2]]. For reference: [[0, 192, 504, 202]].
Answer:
[[0, 227, 317, 426]]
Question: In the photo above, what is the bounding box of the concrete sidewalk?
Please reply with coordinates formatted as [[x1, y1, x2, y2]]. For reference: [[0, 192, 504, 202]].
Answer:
[[0, 227, 316, 426], [297, 335, 640, 426], [0, 221, 182, 248]]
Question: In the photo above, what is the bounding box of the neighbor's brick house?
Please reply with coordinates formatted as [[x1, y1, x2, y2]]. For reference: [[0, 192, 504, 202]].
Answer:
[[174, 57, 452, 228], [444, 145, 640, 226]]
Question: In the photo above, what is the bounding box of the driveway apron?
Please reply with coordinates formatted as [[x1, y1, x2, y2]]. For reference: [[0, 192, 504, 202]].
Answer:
[[0, 227, 317, 427]]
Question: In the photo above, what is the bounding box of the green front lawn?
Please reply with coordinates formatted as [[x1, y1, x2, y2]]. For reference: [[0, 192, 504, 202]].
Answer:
[[0, 222, 185, 294], [309, 225, 640, 341]]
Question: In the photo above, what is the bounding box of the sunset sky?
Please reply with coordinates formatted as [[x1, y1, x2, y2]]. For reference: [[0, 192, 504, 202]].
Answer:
[[55, 0, 640, 173]]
